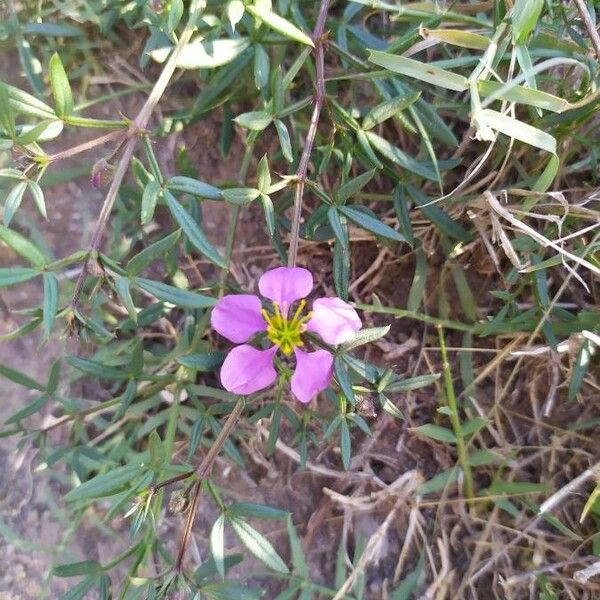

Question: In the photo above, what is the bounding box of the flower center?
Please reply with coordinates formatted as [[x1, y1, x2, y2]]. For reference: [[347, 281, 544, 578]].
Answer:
[[261, 299, 311, 356]]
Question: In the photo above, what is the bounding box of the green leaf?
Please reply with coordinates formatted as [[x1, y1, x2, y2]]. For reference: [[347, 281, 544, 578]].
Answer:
[[512, 0, 544, 44], [46, 359, 61, 395], [61, 576, 98, 600], [16, 120, 63, 145], [141, 180, 160, 225], [23, 22, 83, 37], [200, 582, 263, 600], [407, 245, 427, 312], [339, 205, 405, 242], [246, 5, 314, 47], [274, 119, 293, 162], [65, 465, 141, 502], [416, 466, 459, 496], [177, 352, 225, 371], [166, 0, 183, 35], [260, 194, 275, 237], [333, 238, 350, 301], [194, 554, 244, 583], [114, 379, 137, 420], [286, 516, 308, 577], [363, 92, 421, 130], [340, 326, 390, 352], [335, 356, 355, 405], [150, 37, 251, 69], [390, 554, 425, 600], [327, 207, 349, 247], [461, 417, 488, 437], [126, 229, 181, 276], [28, 180, 47, 219], [473, 108, 556, 154], [226, 0, 245, 29], [42, 272, 59, 336], [114, 277, 138, 323], [407, 185, 471, 242], [340, 419, 351, 470], [378, 392, 404, 420], [0, 363, 45, 391], [478, 79, 569, 113], [467, 449, 505, 466], [487, 480, 550, 495], [229, 518, 289, 573], [0, 82, 16, 138], [5, 394, 49, 424], [256, 155, 271, 193], [67, 356, 128, 380], [0, 225, 46, 266], [369, 51, 468, 92], [53, 560, 103, 578], [19, 37, 44, 96], [222, 187, 261, 205], [234, 111, 273, 131], [364, 131, 439, 181], [411, 424, 457, 444], [254, 44, 270, 90], [167, 176, 222, 200], [134, 277, 217, 309], [228, 503, 289, 520], [49, 52, 74, 117], [336, 169, 376, 204], [5, 82, 55, 119], [210, 515, 226, 578], [164, 191, 225, 267], [4, 180, 27, 226], [0, 318, 41, 342], [568, 339, 592, 402], [421, 27, 490, 50], [384, 373, 440, 392]]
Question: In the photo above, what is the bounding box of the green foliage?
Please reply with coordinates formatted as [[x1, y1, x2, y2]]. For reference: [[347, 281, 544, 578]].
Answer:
[[0, 0, 599, 597]]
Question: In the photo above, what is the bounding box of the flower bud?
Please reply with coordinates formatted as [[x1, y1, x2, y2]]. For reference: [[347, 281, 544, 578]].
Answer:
[[90, 158, 114, 189]]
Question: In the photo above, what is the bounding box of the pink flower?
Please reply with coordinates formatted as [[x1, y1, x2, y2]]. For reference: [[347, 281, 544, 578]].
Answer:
[[211, 267, 362, 403]]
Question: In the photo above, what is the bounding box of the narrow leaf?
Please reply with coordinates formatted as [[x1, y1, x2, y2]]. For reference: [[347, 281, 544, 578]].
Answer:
[[246, 5, 314, 47], [135, 277, 217, 309], [339, 204, 405, 242], [164, 191, 225, 267], [49, 52, 74, 117], [229, 518, 289, 573]]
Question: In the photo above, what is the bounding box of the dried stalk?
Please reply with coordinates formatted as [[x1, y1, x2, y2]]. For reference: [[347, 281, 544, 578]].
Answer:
[[287, 0, 331, 267], [71, 0, 208, 307], [573, 0, 600, 63], [175, 397, 246, 571]]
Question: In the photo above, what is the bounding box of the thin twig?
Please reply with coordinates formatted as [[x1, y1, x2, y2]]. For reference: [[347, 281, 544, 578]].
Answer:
[[573, 0, 600, 63], [70, 1, 207, 308], [46, 129, 127, 163], [175, 397, 246, 571], [287, 0, 331, 267]]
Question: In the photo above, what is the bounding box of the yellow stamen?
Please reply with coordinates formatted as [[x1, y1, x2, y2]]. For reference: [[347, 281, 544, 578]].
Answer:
[[262, 299, 310, 355]]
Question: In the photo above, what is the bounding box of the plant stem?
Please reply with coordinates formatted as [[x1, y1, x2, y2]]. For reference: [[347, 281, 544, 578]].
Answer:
[[70, 1, 208, 308], [354, 302, 476, 332], [287, 0, 330, 268], [437, 325, 474, 505], [175, 397, 246, 571], [573, 0, 600, 63], [218, 141, 255, 294], [46, 129, 128, 163]]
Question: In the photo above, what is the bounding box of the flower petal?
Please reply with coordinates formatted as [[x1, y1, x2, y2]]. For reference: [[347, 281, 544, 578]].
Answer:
[[211, 294, 266, 343], [220, 345, 278, 395], [306, 297, 362, 345], [291, 348, 334, 404], [258, 267, 313, 314]]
